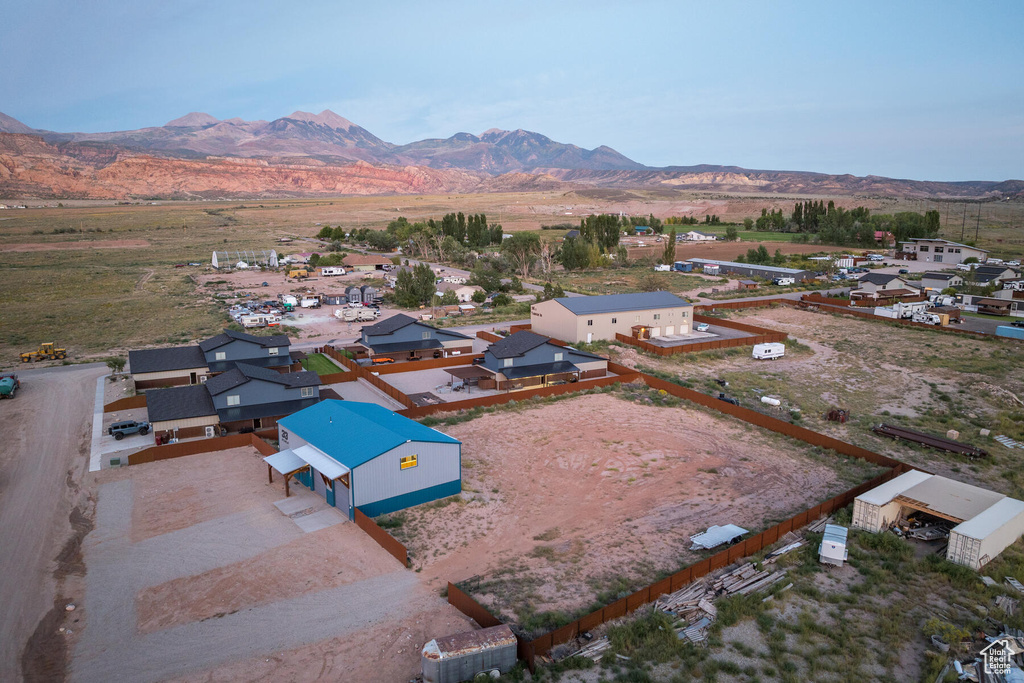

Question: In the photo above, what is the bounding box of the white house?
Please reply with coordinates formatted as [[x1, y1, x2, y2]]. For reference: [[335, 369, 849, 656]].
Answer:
[[684, 230, 717, 241]]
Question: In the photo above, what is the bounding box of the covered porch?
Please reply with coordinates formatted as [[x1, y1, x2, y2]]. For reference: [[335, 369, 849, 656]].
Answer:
[[264, 444, 353, 517], [498, 361, 580, 391]]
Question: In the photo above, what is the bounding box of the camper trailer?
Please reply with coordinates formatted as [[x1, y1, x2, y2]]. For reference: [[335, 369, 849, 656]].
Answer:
[[319, 266, 346, 276], [752, 342, 785, 360]]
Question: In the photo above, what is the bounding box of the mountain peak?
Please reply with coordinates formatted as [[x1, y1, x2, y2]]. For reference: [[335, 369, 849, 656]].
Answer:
[[285, 109, 355, 130], [166, 112, 220, 127], [0, 111, 36, 135]]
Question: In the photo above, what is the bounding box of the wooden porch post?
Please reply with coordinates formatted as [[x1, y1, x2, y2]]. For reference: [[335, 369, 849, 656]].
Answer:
[[285, 473, 290, 497], [268, 464, 273, 484]]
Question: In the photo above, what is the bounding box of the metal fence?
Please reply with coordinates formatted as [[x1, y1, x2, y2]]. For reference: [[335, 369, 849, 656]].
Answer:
[[354, 507, 409, 566], [477, 330, 503, 343], [103, 395, 148, 413], [321, 346, 417, 408], [128, 433, 272, 465]]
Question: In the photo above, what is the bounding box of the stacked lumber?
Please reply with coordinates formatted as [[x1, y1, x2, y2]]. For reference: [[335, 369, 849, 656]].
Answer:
[[806, 516, 833, 534], [996, 594, 1020, 616], [568, 636, 611, 662], [1006, 577, 1024, 594]]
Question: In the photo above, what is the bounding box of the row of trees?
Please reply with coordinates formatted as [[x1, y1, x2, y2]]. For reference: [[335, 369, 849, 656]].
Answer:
[[748, 201, 942, 248]]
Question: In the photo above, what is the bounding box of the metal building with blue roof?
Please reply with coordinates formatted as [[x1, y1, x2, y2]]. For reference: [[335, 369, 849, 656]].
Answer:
[[273, 400, 461, 519]]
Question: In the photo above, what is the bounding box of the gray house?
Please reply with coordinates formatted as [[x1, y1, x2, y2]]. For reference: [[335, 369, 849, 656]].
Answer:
[[360, 285, 378, 303], [921, 272, 964, 291], [146, 363, 320, 439], [360, 314, 474, 360], [273, 400, 461, 519], [199, 329, 293, 373], [481, 331, 608, 390]]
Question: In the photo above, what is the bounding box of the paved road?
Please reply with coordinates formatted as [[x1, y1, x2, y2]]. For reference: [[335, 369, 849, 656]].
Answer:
[[0, 362, 105, 681]]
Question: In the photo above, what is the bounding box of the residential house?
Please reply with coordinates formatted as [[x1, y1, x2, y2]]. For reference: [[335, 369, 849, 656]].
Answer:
[[738, 280, 759, 290], [874, 231, 896, 247], [435, 282, 485, 302], [480, 331, 607, 391], [342, 253, 393, 272], [969, 266, 1019, 288], [898, 238, 989, 264], [128, 329, 294, 391], [683, 230, 717, 241], [272, 401, 461, 519], [531, 291, 693, 344], [146, 363, 321, 439], [360, 314, 474, 360], [851, 273, 920, 301], [920, 272, 964, 291]]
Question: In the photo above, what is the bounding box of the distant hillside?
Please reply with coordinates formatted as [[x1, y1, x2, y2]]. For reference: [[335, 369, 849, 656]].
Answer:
[[0, 110, 1020, 199]]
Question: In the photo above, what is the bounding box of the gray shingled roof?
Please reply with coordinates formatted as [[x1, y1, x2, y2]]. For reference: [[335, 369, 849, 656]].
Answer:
[[554, 291, 690, 316], [923, 272, 956, 280], [198, 329, 291, 352], [129, 345, 206, 374], [487, 331, 550, 358], [146, 384, 216, 422], [205, 363, 320, 396], [362, 313, 417, 336], [858, 273, 903, 286]]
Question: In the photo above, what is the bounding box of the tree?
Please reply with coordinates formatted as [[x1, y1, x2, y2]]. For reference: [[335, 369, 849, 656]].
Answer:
[[663, 229, 676, 264], [558, 237, 589, 271], [492, 293, 513, 307], [471, 289, 487, 304], [106, 356, 126, 375], [469, 264, 503, 292], [308, 253, 321, 267], [501, 232, 541, 280], [773, 249, 786, 266], [394, 262, 436, 307], [725, 226, 739, 241], [440, 290, 459, 306], [637, 272, 663, 292], [743, 218, 753, 231], [963, 256, 980, 264]]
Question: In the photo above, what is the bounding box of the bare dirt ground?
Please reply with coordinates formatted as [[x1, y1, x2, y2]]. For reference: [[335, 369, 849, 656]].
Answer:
[[1, 238, 151, 251], [610, 305, 1024, 491], [0, 363, 103, 682], [74, 445, 474, 683], [386, 393, 879, 629]]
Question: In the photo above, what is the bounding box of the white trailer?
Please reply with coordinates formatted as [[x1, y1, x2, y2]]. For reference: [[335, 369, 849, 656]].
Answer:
[[320, 266, 346, 276], [911, 311, 942, 325], [281, 294, 298, 306], [874, 306, 900, 319], [773, 277, 795, 286], [818, 524, 849, 567], [357, 309, 379, 321], [752, 342, 785, 360], [300, 298, 321, 309], [241, 314, 270, 328]]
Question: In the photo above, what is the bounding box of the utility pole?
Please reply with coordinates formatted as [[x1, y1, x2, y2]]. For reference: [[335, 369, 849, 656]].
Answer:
[[961, 203, 967, 242], [976, 203, 981, 242]]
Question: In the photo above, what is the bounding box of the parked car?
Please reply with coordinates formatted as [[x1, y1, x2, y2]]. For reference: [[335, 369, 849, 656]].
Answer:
[[898, 269, 909, 275], [1011, 320, 1024, 328], [695, 322, 710, 332], [108, 420, 150, 440]]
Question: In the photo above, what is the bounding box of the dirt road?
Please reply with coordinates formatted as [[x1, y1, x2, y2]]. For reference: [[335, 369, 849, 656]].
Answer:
[[0, 363, 103, 681]]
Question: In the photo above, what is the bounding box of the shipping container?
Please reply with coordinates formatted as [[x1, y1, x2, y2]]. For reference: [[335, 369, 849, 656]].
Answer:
[[946, 498, 1024, 570]]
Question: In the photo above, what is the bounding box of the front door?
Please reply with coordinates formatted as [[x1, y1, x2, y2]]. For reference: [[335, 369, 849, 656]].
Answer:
[[320, 473, 336, 507], [189, 372, 197, 384], [586, 332, 593, 344]]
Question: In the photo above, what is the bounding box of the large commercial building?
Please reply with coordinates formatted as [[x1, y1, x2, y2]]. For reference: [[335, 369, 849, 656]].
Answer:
[[686, 258, 813, 281], [530, 292, 693, 344], [898, 239, 989, 265]]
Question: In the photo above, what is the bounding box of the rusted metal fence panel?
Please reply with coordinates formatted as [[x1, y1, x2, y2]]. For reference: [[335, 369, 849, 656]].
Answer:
[[103, 395, 148, 412], [477, 330, 503, 343], [509, 323, 532, 334], [353, 507, 408, 566], [318, 371, 358, 384], [650, 577, 672, 601], [447, 582, 503, 628], [549, 622, 579, 646], [371, 354, 486, 374], [127, 433, 254, 465]]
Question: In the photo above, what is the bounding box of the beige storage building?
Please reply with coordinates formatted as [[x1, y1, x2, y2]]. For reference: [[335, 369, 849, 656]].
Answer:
[[531, 291, 692, 344]]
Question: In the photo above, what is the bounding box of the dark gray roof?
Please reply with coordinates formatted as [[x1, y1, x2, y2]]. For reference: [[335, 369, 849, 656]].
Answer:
[[975, 266, 1015, 275], [205, 363, 320, 396], [503, 361, 579, 380], [858, 273, 903, 286], [206, 354, 293, 374], [487, 331, 549, 358], [146, 384, 216, 422], [362, 313, 417, 336], [198, 329, 291, 352], [217, 397, 320, 423], [554, 291, 690, 316], [923, 272, 957, 280], [973, 272, 1001, 283], [370, 339, 443, 355], [129, 345, 206, 374]]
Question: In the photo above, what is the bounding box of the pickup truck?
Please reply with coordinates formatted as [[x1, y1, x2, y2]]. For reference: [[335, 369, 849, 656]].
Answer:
[[108, 420, 150, 440]]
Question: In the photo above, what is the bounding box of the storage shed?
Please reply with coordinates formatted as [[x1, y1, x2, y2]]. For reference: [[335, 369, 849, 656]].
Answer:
[[852, 471, 1024, 570], [275, 401, 461, 519], [422, 625, 517, 683]]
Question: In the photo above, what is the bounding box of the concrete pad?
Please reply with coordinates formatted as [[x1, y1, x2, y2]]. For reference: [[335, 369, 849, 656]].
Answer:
[[293, 507, 347, 533], [274, 495, 319, 517]]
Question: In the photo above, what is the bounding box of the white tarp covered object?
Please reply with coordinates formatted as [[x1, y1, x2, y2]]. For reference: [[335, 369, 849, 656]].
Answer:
[[690, 524, 748, 550], [293, 444, 350, 481]]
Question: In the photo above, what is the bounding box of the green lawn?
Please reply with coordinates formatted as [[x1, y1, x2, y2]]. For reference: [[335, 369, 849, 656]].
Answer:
[[301, 353, 344, 375]]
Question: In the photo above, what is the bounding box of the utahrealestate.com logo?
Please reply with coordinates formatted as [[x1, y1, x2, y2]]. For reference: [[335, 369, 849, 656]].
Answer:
[[981, 638, 1013, 675]]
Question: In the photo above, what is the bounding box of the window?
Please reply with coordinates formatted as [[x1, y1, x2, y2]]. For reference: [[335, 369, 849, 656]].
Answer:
[[587, 320, 593, 326], [400, 454, 418, 470], [268, 347, 279, 356], [611, 317, 617, 324], [653, 314, 661, 320], [301, 386, 315, 398], [554, 352, 563, 361], [503, 358, 513, 368], [635, 315, 641, 323], [226, 395, 240, 406], [919, 245, 929, 252], [215, 351, 226, 361], [422, 331, 431, 340], [954, 248, 961, 253], [935, 247, 944, 253]]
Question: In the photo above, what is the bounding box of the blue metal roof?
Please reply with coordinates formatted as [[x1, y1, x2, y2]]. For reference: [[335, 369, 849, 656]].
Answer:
[[278, 400, 460, 469], [554, 291, 690, 315]]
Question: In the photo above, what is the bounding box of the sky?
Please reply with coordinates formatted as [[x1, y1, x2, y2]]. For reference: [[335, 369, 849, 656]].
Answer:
[[2, 1, 1022, 181]]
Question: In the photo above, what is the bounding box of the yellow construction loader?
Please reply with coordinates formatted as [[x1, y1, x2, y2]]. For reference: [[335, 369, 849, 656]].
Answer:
[[20, 342, 68, 363]]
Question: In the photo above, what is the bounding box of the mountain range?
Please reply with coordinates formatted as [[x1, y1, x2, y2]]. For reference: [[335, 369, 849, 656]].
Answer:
[[0, 110, 1020, 200]]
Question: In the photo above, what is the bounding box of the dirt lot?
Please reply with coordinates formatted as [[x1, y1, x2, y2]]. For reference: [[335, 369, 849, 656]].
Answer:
[[611, 305, 1024, 495], [74, 446, 473, 683], [1, 238, 151, 251], [383, 392, 880, 634]]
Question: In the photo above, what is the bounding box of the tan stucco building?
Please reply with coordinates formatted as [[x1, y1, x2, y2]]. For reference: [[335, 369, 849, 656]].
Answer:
[[530, 291, 693, 344]]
